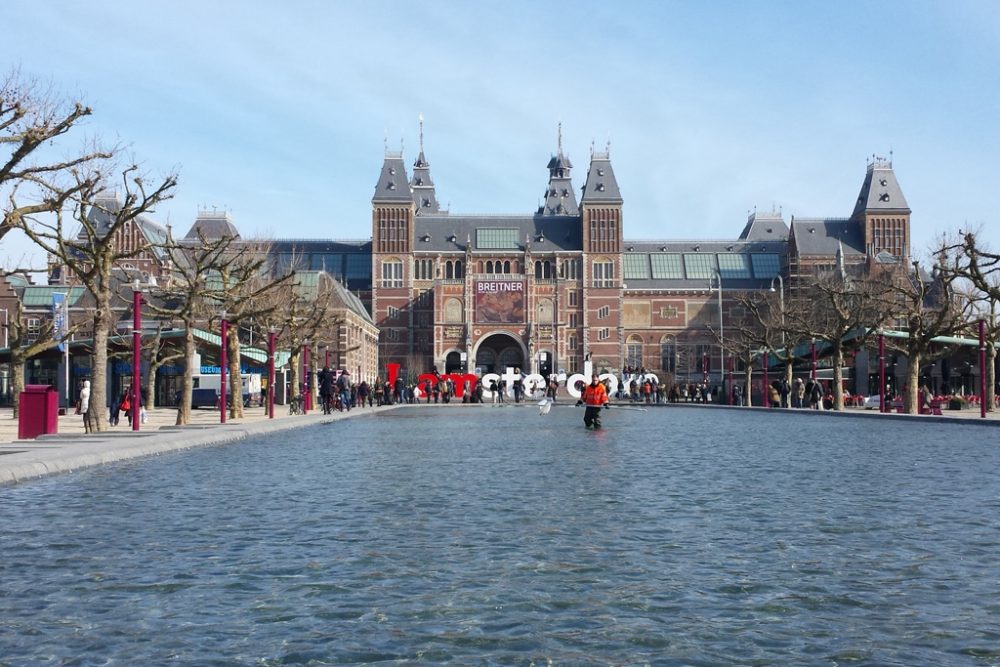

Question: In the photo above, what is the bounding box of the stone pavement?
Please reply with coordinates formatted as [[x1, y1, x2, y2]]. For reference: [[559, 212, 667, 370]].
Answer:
[[0, 402, 392, 486]]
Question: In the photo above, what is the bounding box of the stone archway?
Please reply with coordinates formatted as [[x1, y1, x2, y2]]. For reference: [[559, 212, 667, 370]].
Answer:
[[472, 332, 526, 375]]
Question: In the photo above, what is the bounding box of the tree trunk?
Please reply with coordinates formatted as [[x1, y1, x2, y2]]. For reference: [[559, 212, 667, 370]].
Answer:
[[228, 327, 243, 419], [743, 367, 754, 407], [145, 366, 157, 412], [288, 349, 300, 399], [905, 350, 923, 415], [832, 342, 845, 411], [11, 360, 25, 419], [176, 327, 195, 425], [87, 294, 110, 432]]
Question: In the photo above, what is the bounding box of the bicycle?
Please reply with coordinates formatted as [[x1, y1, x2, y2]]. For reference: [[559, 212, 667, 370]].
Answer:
[[288, 395, 304, 415]]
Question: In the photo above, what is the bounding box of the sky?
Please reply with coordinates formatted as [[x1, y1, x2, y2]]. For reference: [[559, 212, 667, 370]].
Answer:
[[3, 0, 999, 270]]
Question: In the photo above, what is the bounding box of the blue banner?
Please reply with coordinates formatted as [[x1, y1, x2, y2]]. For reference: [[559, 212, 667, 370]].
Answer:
[[51, 292, 67, 352]]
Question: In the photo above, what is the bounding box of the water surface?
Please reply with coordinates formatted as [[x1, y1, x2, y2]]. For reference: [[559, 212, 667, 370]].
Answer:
[[1, 406, 999, 665]]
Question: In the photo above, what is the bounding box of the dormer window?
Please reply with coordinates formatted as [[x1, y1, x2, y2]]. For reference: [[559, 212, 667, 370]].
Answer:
[[387, 181, 395, 190], [879, 193, 890, 202], [596, 183, 605, 191], [597, 168, 605, 176], [879, 178, 887, 186], [389, 167, 396, 175]]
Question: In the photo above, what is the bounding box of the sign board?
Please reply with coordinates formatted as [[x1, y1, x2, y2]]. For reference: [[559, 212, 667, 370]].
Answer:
[[474, 280, 525, 323], [51, 293, 67, 352]]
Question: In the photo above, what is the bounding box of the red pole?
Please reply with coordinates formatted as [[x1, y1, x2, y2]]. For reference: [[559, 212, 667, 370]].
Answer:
[[132, 286, 141, 432], [702, 351, 708, 385], [763, 350, 770, 408], [220, 316, 228, 424], [268, 329, 276, 420], [879, 331, 886, 413], [980, 319, 987, 419]]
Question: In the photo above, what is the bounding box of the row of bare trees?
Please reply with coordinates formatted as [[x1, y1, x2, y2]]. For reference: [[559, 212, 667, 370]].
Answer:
[[2, 70, 349, 429], [721, 237, 998, 414]]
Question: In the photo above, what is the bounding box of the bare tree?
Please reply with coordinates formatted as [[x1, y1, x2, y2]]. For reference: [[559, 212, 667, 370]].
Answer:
[[1, 69, 110, 242], [944, 230, 1000, 410], [880, 257, 971, 414], [786, 271, 893, 410], [14, 163, 178, 431]]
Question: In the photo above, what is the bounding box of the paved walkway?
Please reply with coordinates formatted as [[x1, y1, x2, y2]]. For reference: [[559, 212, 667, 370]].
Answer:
[[0, 403, 391, 486]]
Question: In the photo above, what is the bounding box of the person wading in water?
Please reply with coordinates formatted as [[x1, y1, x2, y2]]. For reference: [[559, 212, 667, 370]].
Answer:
[[577, 374, 610, 430]]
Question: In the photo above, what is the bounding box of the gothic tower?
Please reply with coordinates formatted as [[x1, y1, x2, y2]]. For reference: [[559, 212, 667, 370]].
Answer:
[[851, 155, 911, 260]]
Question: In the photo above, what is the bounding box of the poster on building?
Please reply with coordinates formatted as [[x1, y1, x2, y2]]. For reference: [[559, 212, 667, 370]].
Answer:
[[475, 280, 525, 323]]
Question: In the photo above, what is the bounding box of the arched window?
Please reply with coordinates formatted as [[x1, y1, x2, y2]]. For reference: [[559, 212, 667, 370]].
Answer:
[[444, 297, 463, 323], [446, 261, 454, 280], [503, 260, 511, 274], [660, 335, 677, 373], [455, 260, 463, 279], [535, 261, 542, 279], [626, 335, 643, 369], [381, 259, 403, 288], [486, 260, 495, 274]]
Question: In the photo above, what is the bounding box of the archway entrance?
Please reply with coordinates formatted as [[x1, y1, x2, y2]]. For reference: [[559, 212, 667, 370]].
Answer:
[[473, 333, 525, 375]]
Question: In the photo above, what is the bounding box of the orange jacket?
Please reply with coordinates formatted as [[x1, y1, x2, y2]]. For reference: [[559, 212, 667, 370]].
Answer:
[[582, 382, 609, 407]]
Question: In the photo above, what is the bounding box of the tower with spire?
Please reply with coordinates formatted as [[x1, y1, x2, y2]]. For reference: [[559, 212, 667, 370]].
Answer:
[[538, 123, 579, 216], [410, 114, 441, 215], [851, 154, 911, 260]]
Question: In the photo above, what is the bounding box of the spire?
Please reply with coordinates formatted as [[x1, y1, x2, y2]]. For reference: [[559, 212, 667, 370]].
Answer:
[[539, 124, 578, 216], [851, 154, 910, 218], [410, 114, 440, 214]]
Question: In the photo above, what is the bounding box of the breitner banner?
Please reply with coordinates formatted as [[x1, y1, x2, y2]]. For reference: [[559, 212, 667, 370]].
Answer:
[[475, 280, 525, 323]]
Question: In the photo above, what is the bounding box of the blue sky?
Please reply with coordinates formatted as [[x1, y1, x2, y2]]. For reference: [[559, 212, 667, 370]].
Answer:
[[4, 0, 999, 268]]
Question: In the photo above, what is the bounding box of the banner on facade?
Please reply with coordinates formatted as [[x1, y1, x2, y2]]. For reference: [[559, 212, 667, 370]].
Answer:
[[475, 280, 525, 323]]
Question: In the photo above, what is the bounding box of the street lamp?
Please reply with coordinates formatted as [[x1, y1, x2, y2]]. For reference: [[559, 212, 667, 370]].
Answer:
[[810, 337, 817, 381], [710, 271, 725, 395], [268, 325, 276, 420], [220, 309, 228, 424], [762, 347, 770, 409], [1, 308, 8, 349], [980, 319, 987, 419], [878, 328, 886, 413]]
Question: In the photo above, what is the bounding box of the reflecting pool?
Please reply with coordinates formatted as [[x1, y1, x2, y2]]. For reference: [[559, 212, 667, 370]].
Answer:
[[2, 406, 999, 665]]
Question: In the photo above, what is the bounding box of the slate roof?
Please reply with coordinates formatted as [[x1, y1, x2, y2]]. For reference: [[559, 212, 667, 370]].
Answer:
[[580, 152, 622, 204], [372, 153, 413, 204], [412, 215, 583, 253], [851, 157, 910, 217], [738, 210, 789, 242], [82, 194, 170, 261], [17, 285, 87, 307], [183, 211, 241, 240], [789, 218, 866, 256]]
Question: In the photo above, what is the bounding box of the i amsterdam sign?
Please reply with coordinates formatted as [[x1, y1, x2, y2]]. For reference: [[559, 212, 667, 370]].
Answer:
[[475, 280, 525, 324]]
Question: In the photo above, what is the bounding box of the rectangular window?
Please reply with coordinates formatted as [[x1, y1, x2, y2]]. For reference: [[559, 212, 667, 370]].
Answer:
[[387, 328, 399, 341], [598, 328, 610, 341], [750, 253, 781, 279], [623, 254, 649, 280], [476, 228, 520, 249], [593, 261, 614, 288], [569, 313, 578, 328], [568, 335, 577, 350], [683, 254, 717, 280], [568, 290, 578, 306], [597, 306, 610, 319], [27, 318, 40, 343], [381, 260, 403, 288], [650, 254, 683, 279], [388, 306, 399, 319], [717, 253, 752, 279], [562, 259, 580, 280]]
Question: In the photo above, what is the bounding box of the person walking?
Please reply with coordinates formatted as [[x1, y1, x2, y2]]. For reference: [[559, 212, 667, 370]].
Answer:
[[577, 374, 610, 430]]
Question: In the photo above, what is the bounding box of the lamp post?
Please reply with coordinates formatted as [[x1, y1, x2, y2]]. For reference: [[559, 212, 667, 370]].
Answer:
[[878, 329, 886, 413], [810, 337, 817, 381], [132, 281, 143, 432], [268, 326, 276, 420], [727, 355, 734, 406], [220, 310, 228, 424], [1, 308, 8, 349], [711, 271, 725, 390], [702, 350, 708, 385], [980, 319, 987, 419]]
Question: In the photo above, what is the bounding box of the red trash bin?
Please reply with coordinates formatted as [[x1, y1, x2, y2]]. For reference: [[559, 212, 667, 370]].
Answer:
[[18, 385, 60, 440]]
